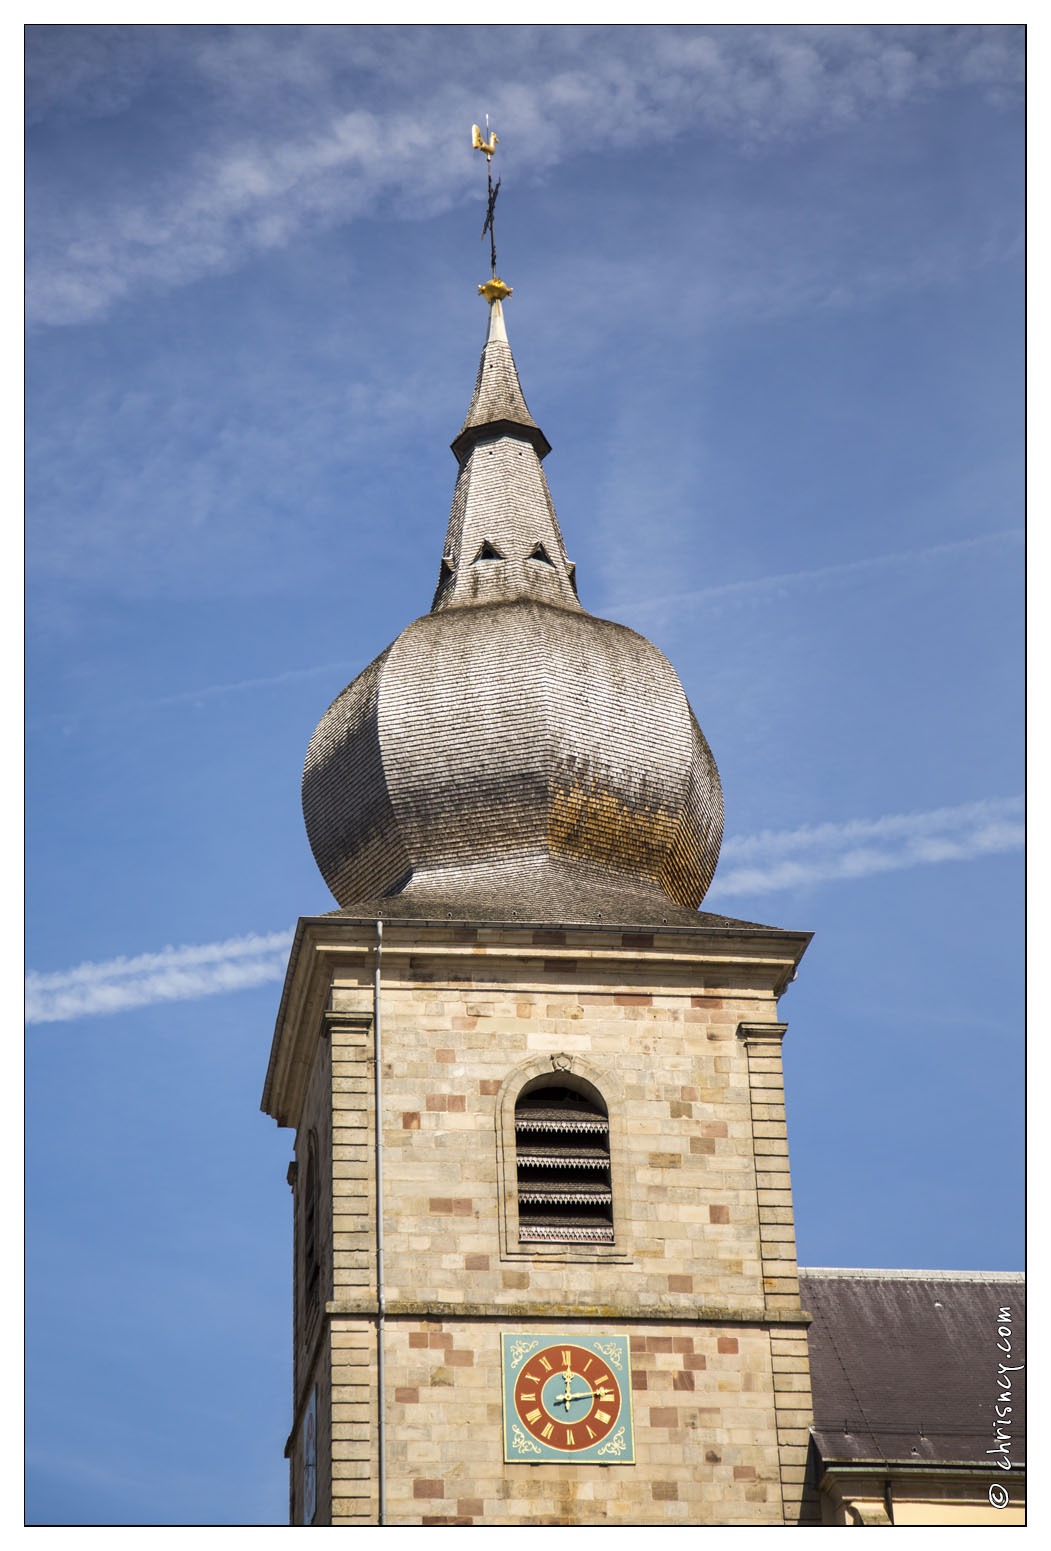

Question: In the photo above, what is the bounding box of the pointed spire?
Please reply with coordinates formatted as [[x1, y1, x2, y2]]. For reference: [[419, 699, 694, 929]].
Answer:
[[451, 294, 551, 464], [433, 292, 577, 614], [299, 126, 724, 924]]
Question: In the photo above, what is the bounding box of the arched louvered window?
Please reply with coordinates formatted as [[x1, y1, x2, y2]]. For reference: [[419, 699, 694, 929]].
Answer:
[[304, 1131, 320, 1318], [515, 1084, 613, 1244]]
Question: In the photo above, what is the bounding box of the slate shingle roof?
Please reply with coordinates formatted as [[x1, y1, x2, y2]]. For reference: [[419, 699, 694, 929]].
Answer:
[[800, 1268, 1026, 1468], [450, 297, 551, 463], [302, 297, 726, 920]]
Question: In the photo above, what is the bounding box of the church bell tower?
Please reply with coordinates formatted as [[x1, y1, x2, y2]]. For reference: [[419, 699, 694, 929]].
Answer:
[[261, 139, 818, 1526]]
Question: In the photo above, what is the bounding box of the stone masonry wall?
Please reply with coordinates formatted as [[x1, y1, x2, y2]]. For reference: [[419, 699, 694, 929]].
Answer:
[[278, 920, 815, 1525], [329, 925, 790, 1313], [377, 1317, 782, 1525]]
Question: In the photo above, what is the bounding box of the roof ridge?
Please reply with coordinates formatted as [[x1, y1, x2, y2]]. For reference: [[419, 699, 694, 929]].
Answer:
[[799, 1266, 1025, 1282]]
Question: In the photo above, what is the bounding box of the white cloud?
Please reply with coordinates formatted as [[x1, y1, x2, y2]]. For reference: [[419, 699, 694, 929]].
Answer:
[[25, 928, 294, 1025], [27, 516, 1022, 719], [25, 24, 167, 126], [26, 330, 452, 597], [27, 24, 1023, 325], [709, 795, 1023, 898], [30, 660, 361, 731], [26, 794, 1023, 1023], [624, 529, 1023, 620], [130, 660, 358, 710]]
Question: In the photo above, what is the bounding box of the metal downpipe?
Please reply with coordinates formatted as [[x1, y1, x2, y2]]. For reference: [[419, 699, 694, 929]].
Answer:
[[373, 919, 386, 1525]]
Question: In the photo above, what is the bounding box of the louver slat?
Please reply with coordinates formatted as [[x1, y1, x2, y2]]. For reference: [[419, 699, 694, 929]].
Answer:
[[515, 1085, 613, 1245]]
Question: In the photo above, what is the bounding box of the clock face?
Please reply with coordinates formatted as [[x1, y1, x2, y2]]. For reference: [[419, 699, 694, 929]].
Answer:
[[502, 1333, 635, 1464]]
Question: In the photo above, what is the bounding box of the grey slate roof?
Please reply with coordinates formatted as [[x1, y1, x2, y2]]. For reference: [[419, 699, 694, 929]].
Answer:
[[431, 436, 578, 614], [302, 297, 724, 919], [800, 1268, 1026, 1468], [450, 297, 551, 463], [315, 857, 773, 930]]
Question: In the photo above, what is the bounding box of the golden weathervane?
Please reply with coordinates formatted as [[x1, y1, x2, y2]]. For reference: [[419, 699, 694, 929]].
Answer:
[[473, 116, 512, 302]]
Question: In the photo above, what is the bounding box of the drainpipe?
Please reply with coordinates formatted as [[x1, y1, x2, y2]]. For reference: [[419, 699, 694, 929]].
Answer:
[[373, 919, 386, 1526]]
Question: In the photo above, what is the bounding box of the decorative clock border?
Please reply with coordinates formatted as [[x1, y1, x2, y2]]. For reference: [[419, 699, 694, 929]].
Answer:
[[501, 1332, 636, 1465]]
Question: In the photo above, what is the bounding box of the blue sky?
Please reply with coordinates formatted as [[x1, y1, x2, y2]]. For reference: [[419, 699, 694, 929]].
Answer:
[[26, 22, 1024, 1527]]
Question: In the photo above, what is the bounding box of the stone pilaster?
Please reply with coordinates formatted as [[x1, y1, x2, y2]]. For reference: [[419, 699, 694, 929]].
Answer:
[[330, 1319, 376, 1524], [327, 1011, 376, 1523], [737, 1021, 819, 1525]]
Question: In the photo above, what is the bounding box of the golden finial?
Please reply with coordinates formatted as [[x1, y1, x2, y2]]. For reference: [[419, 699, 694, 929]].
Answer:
[[478, 278, 512, 302]]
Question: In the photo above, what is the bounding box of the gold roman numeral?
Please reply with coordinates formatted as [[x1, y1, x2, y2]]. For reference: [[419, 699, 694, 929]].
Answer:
[[562, 1350, 572, 1366], [524, 1372, 541, 1384], [595, 1410, 611, 1424], [541, 1422, 554, 1439], [519, 1392, 535, 1401], [539, 1356, 552, 1372], [566, 1429, 575, 1446], [582, 1357, 593, 1372], [525, 1408, 542, 1423], [585, 1425, 595, 1439]]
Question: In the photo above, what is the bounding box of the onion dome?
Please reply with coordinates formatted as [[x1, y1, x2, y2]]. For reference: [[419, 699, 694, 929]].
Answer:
[[302, 290, 724, 925]]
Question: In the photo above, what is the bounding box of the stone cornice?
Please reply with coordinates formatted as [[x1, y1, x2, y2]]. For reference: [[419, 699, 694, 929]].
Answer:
[[324, 1297, 811, 1326], [261, 915, 812, 1128], [737, 1021, 789, 1043]]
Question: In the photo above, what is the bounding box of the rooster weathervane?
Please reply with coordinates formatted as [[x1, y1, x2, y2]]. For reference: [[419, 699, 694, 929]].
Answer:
[[472, 116, 511, 303]]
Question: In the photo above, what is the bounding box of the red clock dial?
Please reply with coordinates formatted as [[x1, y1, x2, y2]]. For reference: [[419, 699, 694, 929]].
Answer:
[[512, 1342, 623, 1452]]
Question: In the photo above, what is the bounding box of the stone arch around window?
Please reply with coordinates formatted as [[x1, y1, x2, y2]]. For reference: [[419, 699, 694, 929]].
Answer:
[[495, 1054, 631, 1263]]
